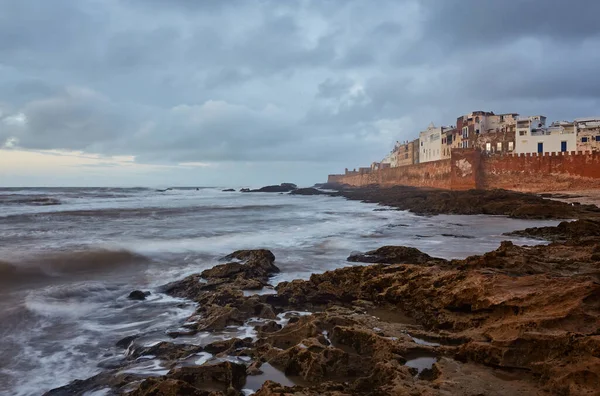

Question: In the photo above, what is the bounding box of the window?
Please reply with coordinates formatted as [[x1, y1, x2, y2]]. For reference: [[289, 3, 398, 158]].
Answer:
[[485, 142, 491, 152], [561, 141, 567, 152], [421, 141, 423, 146], [519, 130, 527, 136], [582, 137, 589, 143], [508, 141, 514, 151], [475, 129, 480, 134], [462, 126, 469, 138], [497, 142, 502, 151], [475, 116, 480, 123], [596, 136, 600, 142]]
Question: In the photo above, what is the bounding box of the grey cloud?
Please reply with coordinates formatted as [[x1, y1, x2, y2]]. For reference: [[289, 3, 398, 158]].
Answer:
[[423, 0, 600, 47], [2, 0, 600, 185]]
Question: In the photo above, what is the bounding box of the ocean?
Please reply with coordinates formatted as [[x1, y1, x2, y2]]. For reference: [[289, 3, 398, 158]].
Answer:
[[0, 187, 559, 395]]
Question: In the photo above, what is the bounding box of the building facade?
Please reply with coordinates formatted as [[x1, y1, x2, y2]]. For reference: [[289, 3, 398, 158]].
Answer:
[[419, 123, 446, 163], [576, 117, 600, 152], [515, 116, 577, 154]]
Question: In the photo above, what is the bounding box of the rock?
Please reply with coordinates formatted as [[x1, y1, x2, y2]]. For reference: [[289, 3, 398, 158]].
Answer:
[[247, 183, 298, 193], [130, 341, 204, 361], [240, 188, 251, 192], [128, 378, 215, 396], [289, 188, 326, 196], [115, 335, 138, 349], [128, 290, 151, 300], [328, 186, 600, 220], [505, 219, 600, 241], [347, 246, 444, 264], [254, 320, 282, 334], [222, 189, 236, 192], [204, 338, 253, 355], [166, 361, 247, 391]]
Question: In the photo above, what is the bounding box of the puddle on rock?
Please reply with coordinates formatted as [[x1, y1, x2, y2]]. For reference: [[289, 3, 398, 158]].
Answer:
[[404, 352, 437, 374], [410, 336, 441, 347], [243, 363, 309, 393]]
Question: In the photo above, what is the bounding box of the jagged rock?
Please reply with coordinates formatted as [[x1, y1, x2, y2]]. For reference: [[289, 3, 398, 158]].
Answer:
[[166, 361, 247, 391], [130, 341, 204, 361], [505, 218, 600, 241], [347, 245, 444, 264], [128, 378, 218, 396]]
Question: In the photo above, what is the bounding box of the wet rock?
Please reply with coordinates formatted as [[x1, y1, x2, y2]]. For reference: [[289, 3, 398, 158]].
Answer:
[[166, 361, 247, 391], [290, 188, 326, 196], [240, 188, 251, 192], [204, 338, 254, 355], [222, 189, 236, 192], [347, 245, 445, 265], [128, 378, 217, 396], [505, 219, 600, 241], [129, 290, 151, 300], [248, 183, 297, 193], [130, 341, 204, 361], [329, 186, 600, 219], [255, 320, 282, 334], [116, 334, 139, 349]]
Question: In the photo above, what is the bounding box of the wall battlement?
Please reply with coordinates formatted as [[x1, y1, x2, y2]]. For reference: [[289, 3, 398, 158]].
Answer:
[[328, 150, 600, 192]]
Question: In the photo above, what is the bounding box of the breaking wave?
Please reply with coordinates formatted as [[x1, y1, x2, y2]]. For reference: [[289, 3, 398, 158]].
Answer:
[[0, 250, 149, 285]]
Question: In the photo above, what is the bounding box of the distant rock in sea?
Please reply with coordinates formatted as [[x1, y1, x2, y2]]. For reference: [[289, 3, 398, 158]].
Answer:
[[222, 189, 236, 192], [290, 188, 326, 196], [245, 183, 298, 193]]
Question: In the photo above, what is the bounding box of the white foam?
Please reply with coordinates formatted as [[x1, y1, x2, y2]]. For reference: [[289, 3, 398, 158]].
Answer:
[[194, 352, 213, 366], [118, 359, 170, 376]]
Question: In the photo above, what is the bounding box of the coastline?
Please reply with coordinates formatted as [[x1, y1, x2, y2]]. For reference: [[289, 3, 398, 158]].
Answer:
[[44, 187, 600, 396]]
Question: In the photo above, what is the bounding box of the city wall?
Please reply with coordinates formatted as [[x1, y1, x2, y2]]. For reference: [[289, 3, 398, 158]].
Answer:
[[328, 150, 600, 192]]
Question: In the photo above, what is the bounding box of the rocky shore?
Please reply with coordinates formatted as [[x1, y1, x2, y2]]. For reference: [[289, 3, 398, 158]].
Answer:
[[44, 188, 600, 396], [325, 185, 600, 219]]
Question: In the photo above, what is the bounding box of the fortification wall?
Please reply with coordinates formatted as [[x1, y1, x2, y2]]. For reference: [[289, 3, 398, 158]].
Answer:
[[328, 150, 600, 192], [481, 151, 600, 192]]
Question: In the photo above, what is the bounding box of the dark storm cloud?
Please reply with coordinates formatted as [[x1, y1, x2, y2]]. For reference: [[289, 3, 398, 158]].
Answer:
[[424, 0, 600, 47], [1, 0, 600, 171]]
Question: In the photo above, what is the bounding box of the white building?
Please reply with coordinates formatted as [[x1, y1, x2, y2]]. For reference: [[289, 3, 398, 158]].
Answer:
[[515, 116, 576, 154], [419, 123, 448, 163]]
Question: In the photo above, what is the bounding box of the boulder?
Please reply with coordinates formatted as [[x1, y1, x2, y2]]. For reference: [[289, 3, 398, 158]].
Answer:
[[347, 246, 444, 265], [128, 290, 151, 300]]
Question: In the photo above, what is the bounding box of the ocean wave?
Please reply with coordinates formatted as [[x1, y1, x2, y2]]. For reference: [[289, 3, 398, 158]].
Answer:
[[0, 195, 61, 206], [0, 249, 149, 285]]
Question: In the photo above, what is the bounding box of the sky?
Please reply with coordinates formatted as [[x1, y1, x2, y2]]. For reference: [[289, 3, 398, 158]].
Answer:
[[1, 0, 600, 187]]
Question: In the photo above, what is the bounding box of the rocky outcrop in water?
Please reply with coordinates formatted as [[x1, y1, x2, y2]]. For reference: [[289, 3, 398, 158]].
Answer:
[[328, 185, 600, 219], [46, 221, 600, 395], [289, 188, 326, 196], [244, 183, 298, 193]]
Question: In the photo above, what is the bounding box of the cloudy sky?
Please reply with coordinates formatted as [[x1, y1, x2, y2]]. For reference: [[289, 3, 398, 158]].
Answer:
[[1, 0, 599, 187]]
